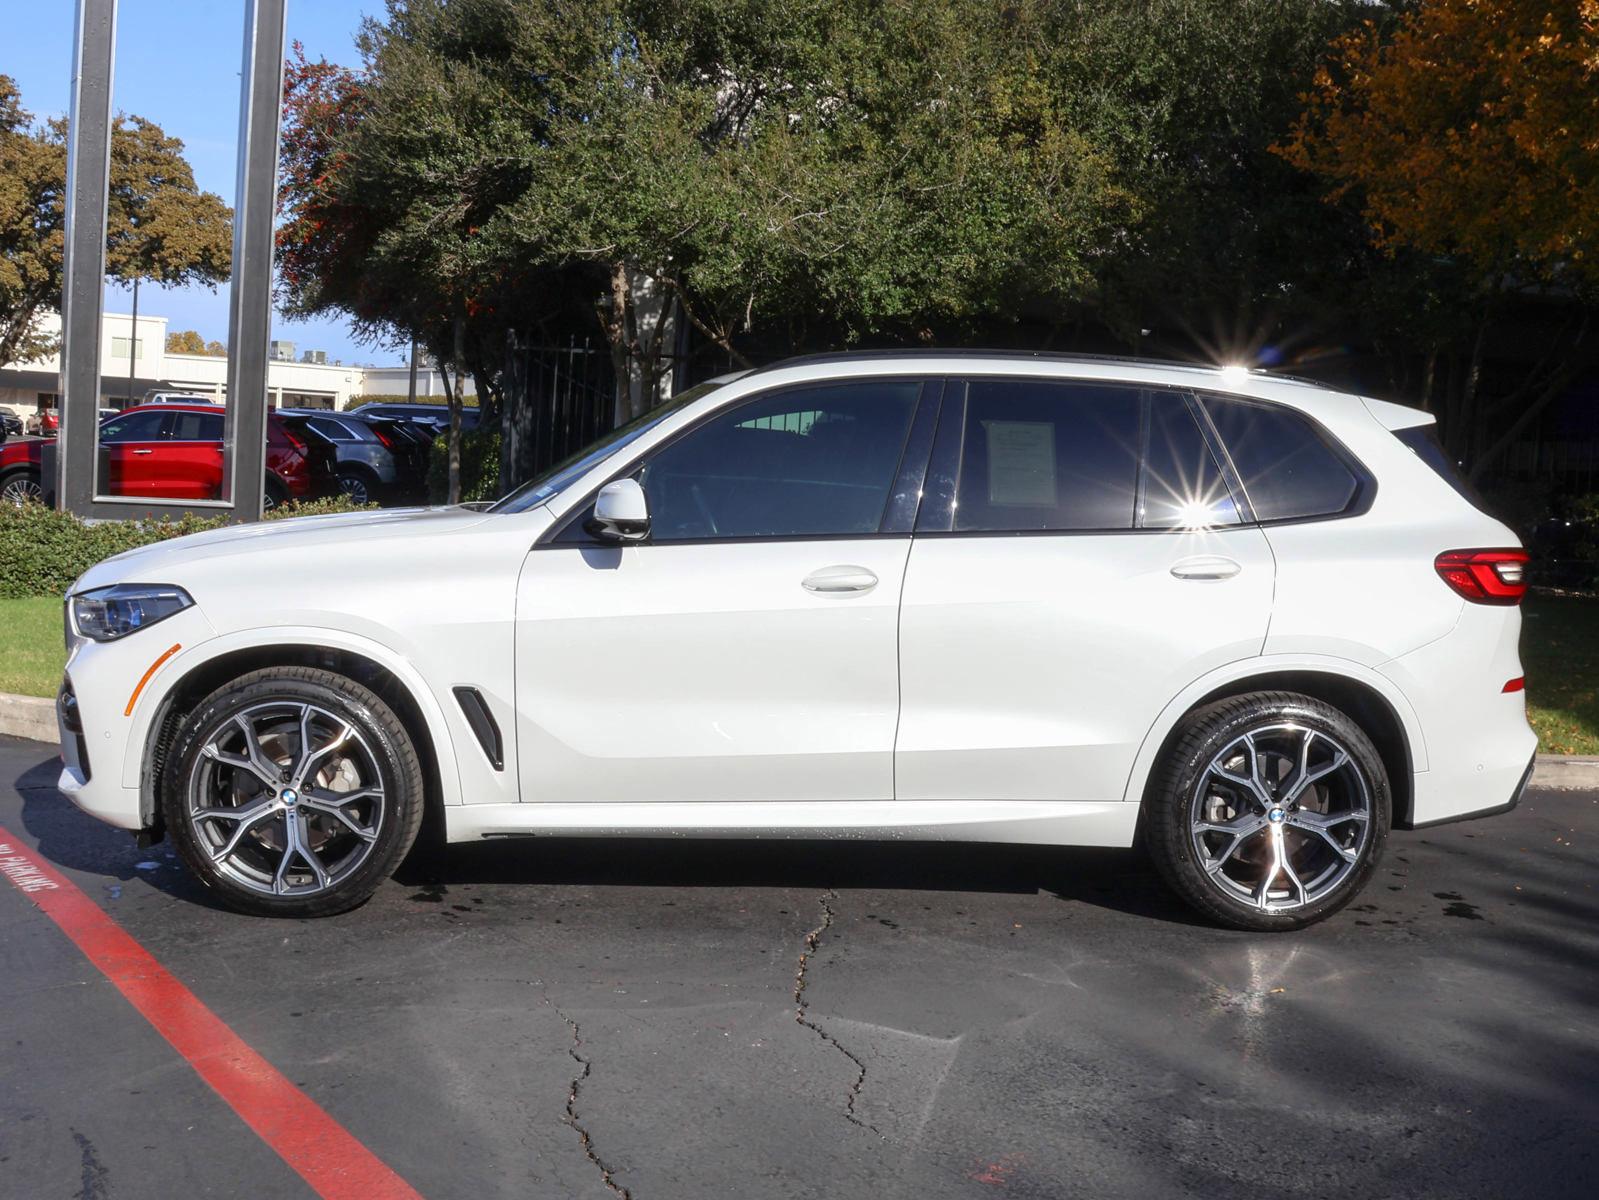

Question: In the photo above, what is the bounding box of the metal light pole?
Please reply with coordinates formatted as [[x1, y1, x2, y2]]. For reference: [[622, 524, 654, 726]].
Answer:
[[126, 273, 139, 406]]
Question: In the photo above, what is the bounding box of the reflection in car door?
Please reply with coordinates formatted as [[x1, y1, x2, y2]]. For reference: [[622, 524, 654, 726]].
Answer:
[[159, 410, 226, 498], [514, 378, 940, 805], [895, 379, 1275, 806]]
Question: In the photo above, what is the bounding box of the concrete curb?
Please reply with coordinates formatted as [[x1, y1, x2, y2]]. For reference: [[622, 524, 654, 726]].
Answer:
[[1, 689, 1597, 791], [0, 692, 57, 744], [1532, 755, 1599, 791]]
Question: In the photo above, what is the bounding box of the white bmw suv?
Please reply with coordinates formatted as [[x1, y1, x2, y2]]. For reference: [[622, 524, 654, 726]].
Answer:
[[56, 353, 1537, 929]]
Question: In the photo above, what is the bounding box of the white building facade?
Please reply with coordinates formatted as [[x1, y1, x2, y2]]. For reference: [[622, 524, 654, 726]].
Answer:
[[0, 311, 466, 421]]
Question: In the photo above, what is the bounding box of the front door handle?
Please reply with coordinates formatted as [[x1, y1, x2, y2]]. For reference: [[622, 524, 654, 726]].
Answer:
[[802, 565, 879, 595], [132, 448, 154, 455], [1170, 555, 1242, 581]]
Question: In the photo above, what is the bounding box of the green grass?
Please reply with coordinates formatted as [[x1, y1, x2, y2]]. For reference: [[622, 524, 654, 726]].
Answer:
[[0, 595, 63, 699], [1522, 595, 1599, 756], [3, 591, 1596, 755]]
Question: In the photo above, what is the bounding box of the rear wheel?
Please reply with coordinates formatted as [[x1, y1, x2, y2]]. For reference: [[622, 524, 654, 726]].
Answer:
[[162, 667, 425, 917], [263, 476, 289, 512], [336, 466, 377, 506], [1145, 691, 1389, 931]]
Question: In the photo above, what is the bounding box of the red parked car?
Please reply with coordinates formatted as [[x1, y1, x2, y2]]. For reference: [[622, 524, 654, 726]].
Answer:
[[0, 404, 337, 508]]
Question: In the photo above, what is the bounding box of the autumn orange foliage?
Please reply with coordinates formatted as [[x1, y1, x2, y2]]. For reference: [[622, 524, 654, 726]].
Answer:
[[1279, 0, 1598, 283]]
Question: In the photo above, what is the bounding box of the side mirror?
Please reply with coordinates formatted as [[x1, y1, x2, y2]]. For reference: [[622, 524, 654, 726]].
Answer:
[[588, 477, 651, 542]]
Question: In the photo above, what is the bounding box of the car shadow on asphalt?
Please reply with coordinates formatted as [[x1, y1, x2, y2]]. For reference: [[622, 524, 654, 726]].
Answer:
[[11, 751, 1208, 926]]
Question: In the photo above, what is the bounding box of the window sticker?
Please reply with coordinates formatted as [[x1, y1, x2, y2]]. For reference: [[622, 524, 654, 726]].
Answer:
[[984, 420, 1056, 506]]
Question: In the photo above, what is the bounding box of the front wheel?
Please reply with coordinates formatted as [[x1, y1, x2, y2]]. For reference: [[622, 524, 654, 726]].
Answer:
[[1, 469, 43, 506], [162, 667, 425, 917], [1145, 691, 1390, 931]]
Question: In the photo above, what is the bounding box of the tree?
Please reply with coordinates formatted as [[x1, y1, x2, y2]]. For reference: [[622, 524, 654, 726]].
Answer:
[[0, 76, 64, 368], [0, 74, 233, 371], [1278, 0, 1599, 474], [103, 116, 232, 291], [277, 1, 1144, 492], [166, 329, 226, 355]]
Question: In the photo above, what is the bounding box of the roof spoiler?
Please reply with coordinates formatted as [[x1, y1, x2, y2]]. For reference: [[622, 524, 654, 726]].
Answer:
[[1362, 396, 1435, 432]]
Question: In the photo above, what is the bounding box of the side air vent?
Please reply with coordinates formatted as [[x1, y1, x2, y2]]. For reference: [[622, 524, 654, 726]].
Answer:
[[453, 686, 504, 771]]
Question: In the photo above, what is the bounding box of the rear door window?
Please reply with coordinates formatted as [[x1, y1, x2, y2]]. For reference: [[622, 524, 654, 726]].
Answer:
[[164, 411, 224, 441], [945, 380, 1141, 532], [1141, 393, 1242, 529], [1201, 394, 1364, 521]]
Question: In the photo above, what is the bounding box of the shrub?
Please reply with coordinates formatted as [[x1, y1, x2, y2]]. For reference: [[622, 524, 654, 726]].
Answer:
[[427, 427, 502, 503], [0, 496, 376, 598]]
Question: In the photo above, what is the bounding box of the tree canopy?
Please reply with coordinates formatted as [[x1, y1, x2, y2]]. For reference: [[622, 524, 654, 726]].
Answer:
[[277, 1, 1598, 489], [166, 329, 226, 356], [0, 74, 232, 370], [1280, 0, 1599, 472]]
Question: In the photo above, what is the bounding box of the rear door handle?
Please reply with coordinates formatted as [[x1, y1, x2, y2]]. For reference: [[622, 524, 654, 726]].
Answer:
[[802, 565, 879, 595], [132, 448, 153, 455], [1170, 555, 1242, 581]]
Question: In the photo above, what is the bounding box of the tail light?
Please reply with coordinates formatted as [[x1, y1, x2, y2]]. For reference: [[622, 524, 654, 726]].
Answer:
[[371, 426, 395, 449], [1434, 549, 1529, 606]]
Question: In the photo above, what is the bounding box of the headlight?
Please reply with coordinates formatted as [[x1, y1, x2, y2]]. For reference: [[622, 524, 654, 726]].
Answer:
[[70, 584, 194, 643]]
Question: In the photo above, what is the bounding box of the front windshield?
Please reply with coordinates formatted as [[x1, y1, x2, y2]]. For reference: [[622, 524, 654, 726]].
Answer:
[[488, 379, 729, 514]]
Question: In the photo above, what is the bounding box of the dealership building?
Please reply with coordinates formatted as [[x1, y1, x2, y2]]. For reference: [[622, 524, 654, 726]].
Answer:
[[0, 310, 464, 422]]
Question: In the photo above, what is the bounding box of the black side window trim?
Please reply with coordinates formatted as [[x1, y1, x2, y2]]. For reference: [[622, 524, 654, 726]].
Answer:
[[539, 376, 943, 547]]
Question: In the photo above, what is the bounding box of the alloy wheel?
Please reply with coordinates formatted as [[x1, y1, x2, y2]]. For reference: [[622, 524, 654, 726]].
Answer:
[[186, 701, 386, 896], [338, 473, 370, 506], [1188, 723, 1372, 913], [2, 475, 43, 506]]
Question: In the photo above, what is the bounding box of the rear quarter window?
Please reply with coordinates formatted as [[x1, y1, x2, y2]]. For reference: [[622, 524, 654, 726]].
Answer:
[[1201, 394, 1367, 522]]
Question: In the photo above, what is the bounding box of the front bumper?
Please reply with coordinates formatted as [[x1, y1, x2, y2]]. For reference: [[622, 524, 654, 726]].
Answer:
[[56, 603, 216, 834]]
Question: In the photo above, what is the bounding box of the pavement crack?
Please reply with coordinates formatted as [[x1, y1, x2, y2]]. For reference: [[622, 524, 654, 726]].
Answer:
[[546, 997, 634, 1200], [794, 888, 879, 1136]]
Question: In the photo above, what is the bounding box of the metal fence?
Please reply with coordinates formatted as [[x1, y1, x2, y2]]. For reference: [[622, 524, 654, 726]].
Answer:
[[1497, 440, 1599, 495], [512, 335, 617, 477]]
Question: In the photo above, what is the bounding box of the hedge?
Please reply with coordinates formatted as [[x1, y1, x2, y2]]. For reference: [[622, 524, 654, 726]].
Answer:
[[427, 428, 502, 503], [0, 495, 376, 598]]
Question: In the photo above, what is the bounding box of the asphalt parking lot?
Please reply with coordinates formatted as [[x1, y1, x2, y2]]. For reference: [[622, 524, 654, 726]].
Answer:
[[2, 733, 1596, 1200]]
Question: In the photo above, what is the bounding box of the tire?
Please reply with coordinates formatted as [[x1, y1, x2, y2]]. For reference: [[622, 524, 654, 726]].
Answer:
[[1145, 691, 1390, 931], [161, 667, 425, 917], [1, 468, 43, 506], [336, 466, 377, 507], [263, 477, 289, 512]]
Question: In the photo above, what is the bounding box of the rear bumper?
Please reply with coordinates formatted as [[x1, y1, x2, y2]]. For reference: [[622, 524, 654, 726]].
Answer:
[[1396, 751, 1535, 830], [1379, 601, 1538, 827]]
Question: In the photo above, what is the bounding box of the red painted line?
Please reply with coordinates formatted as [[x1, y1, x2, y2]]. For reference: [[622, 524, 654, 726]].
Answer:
[[0, 828, 423, 1200]]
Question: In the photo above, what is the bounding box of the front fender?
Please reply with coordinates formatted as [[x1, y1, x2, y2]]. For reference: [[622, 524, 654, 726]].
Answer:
[[124, 624, 468, 811]]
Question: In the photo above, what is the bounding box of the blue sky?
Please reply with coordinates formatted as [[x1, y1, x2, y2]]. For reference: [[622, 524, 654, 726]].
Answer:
[[3, 0, 394, 365]]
